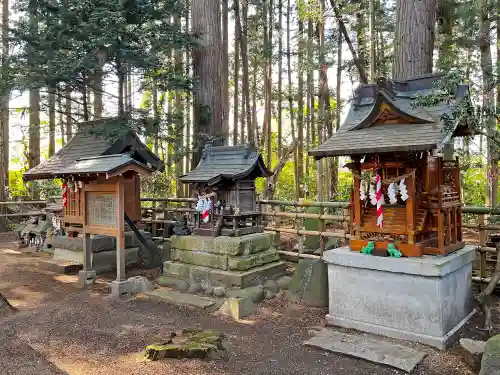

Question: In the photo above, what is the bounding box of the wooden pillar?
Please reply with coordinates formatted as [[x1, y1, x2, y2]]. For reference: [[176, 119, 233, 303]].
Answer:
[[437, 210, 445, 250], [352, 162, 362, 240], [451, 208, 457, 244], [116, 175, 126, 281], [405, 169, 416, 244]]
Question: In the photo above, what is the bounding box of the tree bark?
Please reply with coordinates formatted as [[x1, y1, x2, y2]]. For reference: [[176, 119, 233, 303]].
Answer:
[[1, 0, 9, 188], [28, 0, 40, 171], [48, 84, 56, 157], [436, 0, 455, 71], [192, 0, 224, 162], [222, 0, 229, 138], [175, 15, 184, 198], [369, 0, 377, 81], [392, 0, 436, 80], [264, 0, 273, 166], [232, 0, 240, 145], [57, 87, 65, 146], [297, 20, 304, 198], [277, 0, 283, 158], [65, 85, 72, 142], [92, 69, 103, 118]]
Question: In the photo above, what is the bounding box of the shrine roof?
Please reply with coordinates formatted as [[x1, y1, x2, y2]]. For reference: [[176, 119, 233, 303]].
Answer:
[[309, 73, 470, 158], [23, 117, 165, 181], [180, 144, 272, 186], [56, 154, 154, 178]]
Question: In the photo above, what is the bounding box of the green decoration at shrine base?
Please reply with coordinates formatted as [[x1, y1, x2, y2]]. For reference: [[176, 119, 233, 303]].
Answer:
[[361, 242, 374, 255], [388, 244, 402, 258]]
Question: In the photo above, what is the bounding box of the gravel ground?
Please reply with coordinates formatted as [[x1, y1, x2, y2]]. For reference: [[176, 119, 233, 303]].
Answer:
[[0, 249, 492, 375]]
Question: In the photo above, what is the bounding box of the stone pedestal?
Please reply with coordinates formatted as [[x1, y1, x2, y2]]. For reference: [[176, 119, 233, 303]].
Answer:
[[323, 246, 476, 349], [78, 270, 96, 288], [163, 233, 286, 288], [53, 247, 139, 272]]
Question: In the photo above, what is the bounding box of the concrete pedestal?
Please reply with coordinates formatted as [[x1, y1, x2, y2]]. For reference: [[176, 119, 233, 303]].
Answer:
[[323, 246, 476, 349], [78, 270, 96, 288]]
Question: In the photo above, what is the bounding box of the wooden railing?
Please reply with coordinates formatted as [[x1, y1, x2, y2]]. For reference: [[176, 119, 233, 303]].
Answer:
[[0, 197, 498, 285]]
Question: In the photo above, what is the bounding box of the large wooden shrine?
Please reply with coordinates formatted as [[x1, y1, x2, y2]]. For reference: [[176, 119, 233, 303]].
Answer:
[[24, 117, 165, 233], [310, 73, 470, 257], [180, 144, 272, 237]]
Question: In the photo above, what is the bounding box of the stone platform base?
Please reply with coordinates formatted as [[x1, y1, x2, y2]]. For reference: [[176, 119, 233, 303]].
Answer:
[[163, 260, 287, 288], [52, 247, 139, 273], [323, 246, 476, 349]]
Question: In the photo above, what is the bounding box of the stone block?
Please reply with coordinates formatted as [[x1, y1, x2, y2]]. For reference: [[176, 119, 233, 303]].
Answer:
[[171, 248, 228, 270], [480, 335, 500, 375], [163, 260, 287, 288], [225, 286, 265, 303], [37, 259, 82, 274], [227, 249, 280, 271], [78, 270, 96, 287], [171, 233, 273, 256], [323, 246, 476, 349], [111, 279, 134, 298], [287, 259, 328, 307], [157, 276, 189, 291], [276, 275, 292, 290], [460, 338, 486, 371], [53, 247, 139, 272], [263, 279, 279, 293], [51, 235, 115, 252], [145, 289, 216, 309], [217, 297, 257, 320], [303, 206, 321, 250], [128, 276, 153, 294]]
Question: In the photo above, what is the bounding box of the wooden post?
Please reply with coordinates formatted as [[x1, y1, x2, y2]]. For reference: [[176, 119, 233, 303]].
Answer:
[[352, 163, 362, 240], [116, 176, 126, 281], [437, 210, 445, 250], [479, 213, 487, 287], [83, 231, 91, 271], [405, 169, 416, 244], [319, 206, 326, 256], [151, 200, 157, 237]]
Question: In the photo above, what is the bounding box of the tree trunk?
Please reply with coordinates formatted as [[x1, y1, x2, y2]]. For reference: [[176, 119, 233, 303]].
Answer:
[[264, 0, 273, 166], [392, 0, 436, 80], [57, 87, 65, 146], [93, 69, 103, 118], [287, 0, 299, 201], [1, 0, 9, 189], [297, 20, 304, 198], [232, 0, 240, 145], [48, 84, 56, 157], [369, 0, 376, 81], [277, 0, 283, 158], [222, 0, 229, 139], [479, 0, 497, 207], [236, 0, 252, 144], [355, 7, 368, 80], [436, 0, 455, 72], [28, 0, 40, 172], [65, 86, 72, 142], [175, 15, 184, 197], [251, 56, 258, 145], [192, 0, 224, 162]]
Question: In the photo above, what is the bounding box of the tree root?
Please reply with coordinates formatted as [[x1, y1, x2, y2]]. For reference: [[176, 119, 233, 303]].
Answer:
[[476, 243, 500, 337]]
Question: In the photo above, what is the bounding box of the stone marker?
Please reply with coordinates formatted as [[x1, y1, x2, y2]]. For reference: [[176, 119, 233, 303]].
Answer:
[[287, 259, 328, 307], [480, 334, 500, 375], [128, 276, 153, 294], [303, 206, 321, 250], [304, 328, 426, 373], [216, 297, 257, 320], [459, 338, 486, 371]]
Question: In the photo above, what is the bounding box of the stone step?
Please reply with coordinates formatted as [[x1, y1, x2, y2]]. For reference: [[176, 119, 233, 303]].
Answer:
[[145, 289, 216, 309], [163, 260, 287, 288], [304, 328, 426, 373], [36, 259, 83, 274], [228, 249, 280, 271], [52, 247, 139, 273]]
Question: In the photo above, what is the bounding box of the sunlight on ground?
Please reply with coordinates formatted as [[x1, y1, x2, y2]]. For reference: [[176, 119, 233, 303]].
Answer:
[[7, 299, 28, 308], [53, 274, 79, 284]]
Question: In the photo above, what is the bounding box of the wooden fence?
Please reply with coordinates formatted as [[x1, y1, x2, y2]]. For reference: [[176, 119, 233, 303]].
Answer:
[[0, 197, 498, 285]]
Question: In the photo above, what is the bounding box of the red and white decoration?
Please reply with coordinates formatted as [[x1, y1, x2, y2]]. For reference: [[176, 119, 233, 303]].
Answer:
[[376, 173, 383, 228], [62, 181, 68, 207], [196, 197, 212, 223]]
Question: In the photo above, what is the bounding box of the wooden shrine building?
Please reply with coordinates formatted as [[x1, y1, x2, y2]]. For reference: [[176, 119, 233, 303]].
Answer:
[[180, 144, 272, 237], [23, 118, 165, 291], [310, 73, 470, 257], [24, 118, 165, 233]]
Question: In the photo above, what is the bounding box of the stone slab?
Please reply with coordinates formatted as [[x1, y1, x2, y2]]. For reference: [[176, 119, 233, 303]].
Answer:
[[227, 249, 280, 271], [145, 289, 216, 309], [304, 328, 426, 373], [323, 245, 476, 349], [287, 259, 328, 307], [171, 249, 228, 270], [111, 280, 134, 298], [323, 246, 476, 277], [37, 259, 82, 274], [171, 233, 273, 256], [460, 338, 486, 371], [53, 247, 139, 272], [48, 231, 152, 252], [480, 334, 500, 375], [163, 260, 287, 288]]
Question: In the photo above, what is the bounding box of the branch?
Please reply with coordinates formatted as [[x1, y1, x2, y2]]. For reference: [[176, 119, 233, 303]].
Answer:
[[264, 140, 298, 199], [328, 0, 369, 84]]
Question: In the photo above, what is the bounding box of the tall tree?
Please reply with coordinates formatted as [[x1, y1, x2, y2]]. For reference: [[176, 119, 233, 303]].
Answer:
[[28, 0, 40, 170], [1, 0, 8, 188], [392, 0, 436, 79]]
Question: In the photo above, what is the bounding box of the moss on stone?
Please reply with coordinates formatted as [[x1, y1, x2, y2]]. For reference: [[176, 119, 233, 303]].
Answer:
[[227, 249, 280, 271], [144, 329, 225, 361]]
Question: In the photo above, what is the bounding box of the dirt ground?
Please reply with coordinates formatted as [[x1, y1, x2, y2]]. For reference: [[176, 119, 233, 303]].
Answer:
[[0, 249, 497, 375]]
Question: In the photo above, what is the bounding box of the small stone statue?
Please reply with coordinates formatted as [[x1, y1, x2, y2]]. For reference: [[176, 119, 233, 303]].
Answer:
[[173, 215, 191, 236]]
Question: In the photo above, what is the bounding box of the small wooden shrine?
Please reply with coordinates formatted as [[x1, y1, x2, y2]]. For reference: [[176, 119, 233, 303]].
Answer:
[[180, 144, 272, 237], [310, 74, 470, 257], [24, 118, 164, 234], [23, 118, 165, 289]]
